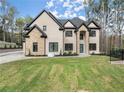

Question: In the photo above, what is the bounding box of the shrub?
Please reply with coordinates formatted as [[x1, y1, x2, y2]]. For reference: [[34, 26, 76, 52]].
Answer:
[[60, 50, 62, 56], [73, 52, 78, 56], [4, 44, 7, 49], [91, 52, 95, 55], [9, 45, 12, 49], [14, 45, 16, 49], [63, 52, 68, 56], [63, 51, 78, 56], [110, 48, 124, 60], [68, 51, 72, 56]]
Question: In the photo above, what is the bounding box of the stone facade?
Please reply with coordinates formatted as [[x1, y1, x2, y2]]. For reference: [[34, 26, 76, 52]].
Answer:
[[25, 27, 45, 56]]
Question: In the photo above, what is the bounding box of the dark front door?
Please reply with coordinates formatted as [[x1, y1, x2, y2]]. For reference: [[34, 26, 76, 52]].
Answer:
[[80, 44, 84, 53]]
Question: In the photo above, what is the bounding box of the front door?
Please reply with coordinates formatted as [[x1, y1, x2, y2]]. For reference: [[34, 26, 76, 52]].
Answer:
[[80, 44, 84, 53]]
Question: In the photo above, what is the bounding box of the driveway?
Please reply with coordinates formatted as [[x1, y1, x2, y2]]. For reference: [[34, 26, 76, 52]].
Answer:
[[0, 49, 22, 53], [0, 51, 26, 64], [0, 50, 90, 64]]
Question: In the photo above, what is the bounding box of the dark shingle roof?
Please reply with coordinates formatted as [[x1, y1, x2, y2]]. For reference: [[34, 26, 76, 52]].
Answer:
[[24, 10, 100, 30], [58, 19, 68, 25], [70, 17, 85, 28], [58, 17, 86, 28]]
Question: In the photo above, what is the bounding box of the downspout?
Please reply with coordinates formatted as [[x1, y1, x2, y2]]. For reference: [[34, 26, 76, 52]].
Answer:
[[75, 30, 78, 54], [44, 38, 46, 55], [87, 31, 89, 54], [63, 30, 64, 55], [87, 29, 90, 55]]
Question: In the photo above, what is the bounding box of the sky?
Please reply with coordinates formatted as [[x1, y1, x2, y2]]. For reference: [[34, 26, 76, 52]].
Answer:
[[7, 0, 86, 20]]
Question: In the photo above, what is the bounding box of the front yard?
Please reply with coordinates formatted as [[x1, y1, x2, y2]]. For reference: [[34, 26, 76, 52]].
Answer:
[[0, 55, 124, 92]]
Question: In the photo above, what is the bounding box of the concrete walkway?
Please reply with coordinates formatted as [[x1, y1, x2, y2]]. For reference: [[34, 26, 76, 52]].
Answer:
[[110, 61, 124, 64], [0, 49, 22, 53]]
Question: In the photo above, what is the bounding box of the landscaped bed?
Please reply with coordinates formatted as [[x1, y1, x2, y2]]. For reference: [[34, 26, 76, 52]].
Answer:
[[0, 55, 124, 92]]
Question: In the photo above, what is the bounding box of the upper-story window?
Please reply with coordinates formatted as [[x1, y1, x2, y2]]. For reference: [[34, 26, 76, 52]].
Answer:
[[43, 25, 47, 31], [80, 31, 84, 40], [65, 31, 72, 37], [89, 30, 96, 37]]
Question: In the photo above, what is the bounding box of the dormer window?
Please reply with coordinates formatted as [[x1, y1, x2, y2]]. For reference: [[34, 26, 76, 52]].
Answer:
[[43, 25, 47, 31], [80, 31, 84, 40]]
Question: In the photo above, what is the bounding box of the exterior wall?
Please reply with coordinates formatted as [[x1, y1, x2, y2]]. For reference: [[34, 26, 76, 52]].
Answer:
[[88, 22, 100, 54], [64, 29, 76, 53], [24, 10, 100, 56], [89, 29, 100, 54], [25, 28, 45, 56], [31, 11, 63, 55], [64, 21, 75, 27], [77, 25, 89, 54]]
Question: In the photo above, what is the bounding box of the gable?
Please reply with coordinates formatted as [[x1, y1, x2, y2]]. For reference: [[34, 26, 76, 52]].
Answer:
[[79, 24, 88, 31], [25, 25, 47, 38], [88, 23, 97, 28], [64, 21, 75, 28], [87, 21, 100, 29], [27, 10, 63, 29], [28, 28, 41, 37]]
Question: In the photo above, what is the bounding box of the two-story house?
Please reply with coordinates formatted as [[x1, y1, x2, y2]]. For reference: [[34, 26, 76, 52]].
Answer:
[[23, 10, 100, 56]]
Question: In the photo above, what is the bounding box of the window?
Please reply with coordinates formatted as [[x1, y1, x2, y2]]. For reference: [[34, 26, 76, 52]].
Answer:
[[65, 31, 72, 37], [89, 30, 96, 37], [80, 31, 84, 40], [33, 42, 38, 52], [65, 43, 73, 51], [89, 43, 96, 50], [43, 25, 47, 31], [49, 42, 58, 52]]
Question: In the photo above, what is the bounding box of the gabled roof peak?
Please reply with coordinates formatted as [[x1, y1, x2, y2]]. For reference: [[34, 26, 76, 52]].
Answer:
[[87, 20, 101, 29], [24, 9, 100, 30], [25, 9, 63, 29], [25, 25, 47, 38]]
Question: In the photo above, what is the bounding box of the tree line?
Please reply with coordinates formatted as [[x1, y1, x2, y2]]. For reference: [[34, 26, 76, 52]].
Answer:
[[0, 0, 33, 47], [84, 0, 124, 54], [0, 0, 124, 53]]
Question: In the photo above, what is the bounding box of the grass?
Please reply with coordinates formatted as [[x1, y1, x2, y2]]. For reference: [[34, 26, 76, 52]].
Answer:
[[0, 55, 124, 92]]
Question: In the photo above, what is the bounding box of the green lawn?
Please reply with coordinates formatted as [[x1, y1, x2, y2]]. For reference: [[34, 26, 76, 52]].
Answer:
[[0, 55, 124, 92]]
